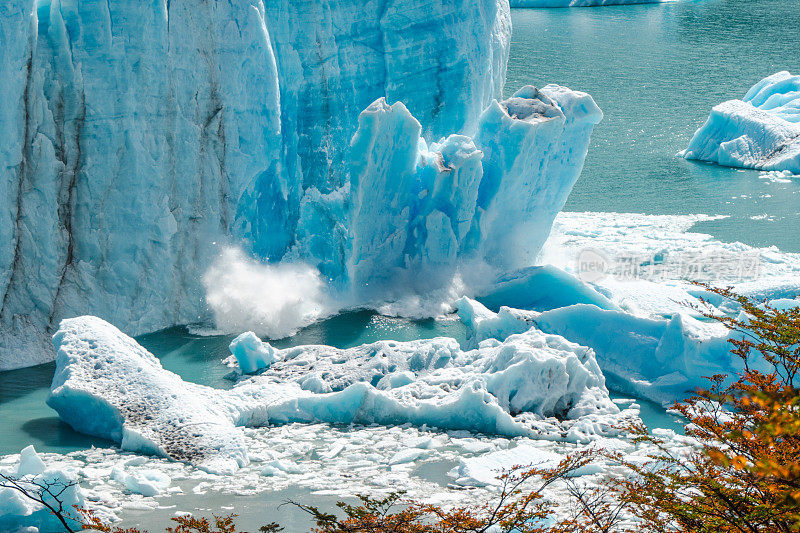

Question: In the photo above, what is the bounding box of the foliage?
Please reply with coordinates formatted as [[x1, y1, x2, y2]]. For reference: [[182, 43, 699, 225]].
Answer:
[[287, 449, 621, 533], [78, 510, 282, 533], [613, 285, 800, 533], [0, 471, 82, 532]]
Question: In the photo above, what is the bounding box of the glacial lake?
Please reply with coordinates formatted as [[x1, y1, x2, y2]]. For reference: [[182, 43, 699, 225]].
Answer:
[[507, 0, 800, 253]]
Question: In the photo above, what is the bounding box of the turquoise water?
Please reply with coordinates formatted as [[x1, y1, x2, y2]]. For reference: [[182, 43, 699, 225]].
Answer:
[[508, 0, 800, 252]]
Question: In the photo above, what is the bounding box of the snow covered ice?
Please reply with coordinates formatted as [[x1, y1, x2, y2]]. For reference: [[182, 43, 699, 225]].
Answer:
[[0, 446, 83, 533], [48, 315, 625, 472], [457, 296, 735, 404], [683, 71, 800, 173]]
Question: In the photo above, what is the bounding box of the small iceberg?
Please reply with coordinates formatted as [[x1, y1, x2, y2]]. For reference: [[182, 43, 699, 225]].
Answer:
[[683, 71, 800, 173]]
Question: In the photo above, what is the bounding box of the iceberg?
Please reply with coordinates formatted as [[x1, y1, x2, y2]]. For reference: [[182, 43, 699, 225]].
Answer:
[[0, 445, 84, 533], [0, 0, 605, 371], [683, 71, 800, 173], [510, 0, 670, 7], [49, 316, 621, 471], [229, 331, 279, 374], [301, 86, 603, 300]]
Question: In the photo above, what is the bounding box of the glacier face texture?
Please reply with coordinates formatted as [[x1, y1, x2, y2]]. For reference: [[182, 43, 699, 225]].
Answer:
[[49, 316, 619, 473], [297, 85, 602, 300], [0, 0, 605, 371], [0, 0, 521, 370], [683, 71, 800, 173]]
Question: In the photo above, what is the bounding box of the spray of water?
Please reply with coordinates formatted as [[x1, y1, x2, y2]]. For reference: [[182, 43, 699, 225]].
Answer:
[[203, 247, 332, 339]]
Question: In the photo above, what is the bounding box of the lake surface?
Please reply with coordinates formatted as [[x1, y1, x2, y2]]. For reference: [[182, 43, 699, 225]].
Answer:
[[507, 0, 800, 252]]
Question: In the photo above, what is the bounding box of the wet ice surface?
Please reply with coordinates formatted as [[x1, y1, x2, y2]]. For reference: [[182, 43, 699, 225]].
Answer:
[[1, 411, 683, 532]]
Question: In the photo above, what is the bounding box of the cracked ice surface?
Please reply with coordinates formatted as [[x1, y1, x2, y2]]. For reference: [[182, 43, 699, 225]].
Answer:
[[48, 315, 624, 473]]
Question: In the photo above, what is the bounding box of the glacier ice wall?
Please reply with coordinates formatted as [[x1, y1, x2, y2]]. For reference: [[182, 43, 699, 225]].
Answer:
[[294, 86, 602, 299], [683, 71, 800, 173], [0, 0, 514, 370]]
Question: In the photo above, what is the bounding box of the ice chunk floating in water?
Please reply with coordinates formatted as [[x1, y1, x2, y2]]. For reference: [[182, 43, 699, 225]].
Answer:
[[229, 331, 280, 374], [683, 71, 800, 173], [49, 316, 621, 472]]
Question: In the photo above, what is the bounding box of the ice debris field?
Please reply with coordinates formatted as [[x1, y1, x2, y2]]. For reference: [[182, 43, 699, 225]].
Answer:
[[0, 210, 795, 531]]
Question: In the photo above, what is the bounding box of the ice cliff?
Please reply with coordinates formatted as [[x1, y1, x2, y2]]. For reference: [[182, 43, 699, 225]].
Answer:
[[49, 316, 620, 473], [0, 0, 604, 370], [683, 71, 800, 173]]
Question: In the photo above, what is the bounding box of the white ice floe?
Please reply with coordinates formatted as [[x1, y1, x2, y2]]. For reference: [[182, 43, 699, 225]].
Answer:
[[759, 170, 800, 183], [540, 211, 800, 318], [683, 72, 800, 173], [49, 316, 626, 472], [1, 416, 670, 531], [111, 465, 171, 497]]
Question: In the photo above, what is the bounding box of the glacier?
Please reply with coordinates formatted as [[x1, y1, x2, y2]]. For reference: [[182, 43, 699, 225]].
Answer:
[[683, 71, 800, 173], [0, 0, 608, 370], [509, 0, 671, 7], [48, 316, 621, 473]]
